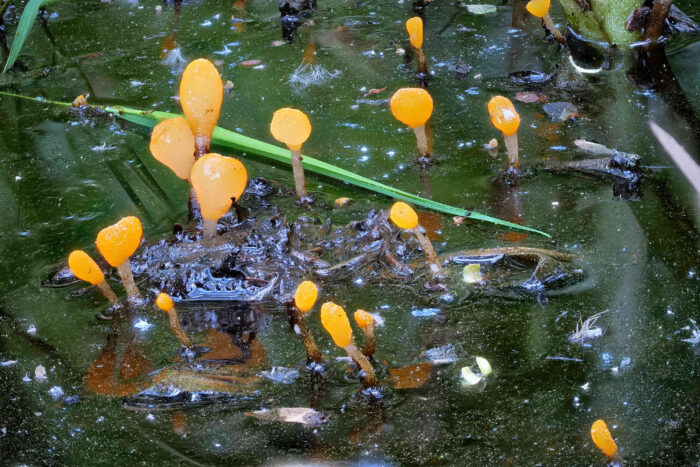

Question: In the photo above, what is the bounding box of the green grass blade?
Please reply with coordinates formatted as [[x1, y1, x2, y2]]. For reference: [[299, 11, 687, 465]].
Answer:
[[2, 0, 55, 73], [0, 92, 550, 237]]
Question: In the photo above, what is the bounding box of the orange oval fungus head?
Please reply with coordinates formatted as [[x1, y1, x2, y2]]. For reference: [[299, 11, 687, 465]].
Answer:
[[149, 117, 196, 179], [68, 250, 105, 285], [294, 280, 318, 313], [190, 153, 248, 221], [95, 216, 143, 267], [156, 293, 174, 312], [488, 96, 520, 136], [353, 309, 373, 329], [526, 0, 550, 18], [390, 202, 419, 230], [270, 108, 312, 151], [179, 59, 223, 142], [406, 17, 423, 49], [320, 302, 352, 348], [591, 420, 618, 458], [390, 88, 433, 129]]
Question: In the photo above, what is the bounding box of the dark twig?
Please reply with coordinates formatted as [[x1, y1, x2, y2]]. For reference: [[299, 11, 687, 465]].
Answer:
[[644, 0, 673, 41]]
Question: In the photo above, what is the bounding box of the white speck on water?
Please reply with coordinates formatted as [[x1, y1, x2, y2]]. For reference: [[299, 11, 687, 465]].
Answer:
[[35, 365, 47, 382], [0, 360, 17, 367], [353, 277, 364, 285], [134, 319, 153, 331], [581, 382, 590, 391], [360, 146, 369, 153], [260, 366, 299, 384], [91, 143, 116, 152], [387, 150, 396, 157], [130, 80, 145, 87], [214, 442, 222, 448], [27, 325, 37, 335], [15, 175, 22, 181], [201, 20, 212, 26], [359, 155, 369, 162], [96, 416, 104, 423], [48, 386, 64, 400], [146, 414, 155, 422], [551, 201, 560, 207], [22, 373, 31, 382], [411, 307, 440, 317]]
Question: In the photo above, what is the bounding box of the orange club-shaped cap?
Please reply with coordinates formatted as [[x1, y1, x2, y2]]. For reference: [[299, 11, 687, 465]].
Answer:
[[179, 59, 223, 141], [390, 202, 419, 230], [294, 280, 318, 313], [321, 302, 352, 348], [390, 88, 433, 129], [406, 17, 423, 49], [68, 250, 105, 285], [526, 0, 550, 18], [270, 108, 312, 151], [353, 309, 373, 329], [190, 153, 248, 221], [95, 216, 143, 267], [488, 96, 520, 136], [590, 420, 618, 458], [149, 117, 196, 179], [156, 293, 174, 312]]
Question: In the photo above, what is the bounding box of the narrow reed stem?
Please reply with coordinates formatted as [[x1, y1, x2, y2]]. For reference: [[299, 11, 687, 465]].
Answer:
[[287, 306, 322, 364], [361, 325, 375, 360], [167, 307, 193, 349], [116, 259, 141, 301], [344, 344, 378, 388], [202, 219, 217, 238], [413, 125, 429, 159], [543, 14, 566, 45], [96, 280, 121, 307], [412, 227, 443, 276], [290, 148, 309, 199], [504, 133, 520, 171]]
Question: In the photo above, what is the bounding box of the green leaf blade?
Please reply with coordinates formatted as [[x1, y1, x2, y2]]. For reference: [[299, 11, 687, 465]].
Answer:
[[2, 0, 50, 73]]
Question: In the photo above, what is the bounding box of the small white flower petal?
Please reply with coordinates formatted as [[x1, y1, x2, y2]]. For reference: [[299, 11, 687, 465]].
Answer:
[[460, 366, 482, 385], [476, 357, 492, 377]]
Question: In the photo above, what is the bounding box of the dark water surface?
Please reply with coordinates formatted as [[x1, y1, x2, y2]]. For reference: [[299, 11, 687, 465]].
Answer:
[[0, 0, 699, 464]]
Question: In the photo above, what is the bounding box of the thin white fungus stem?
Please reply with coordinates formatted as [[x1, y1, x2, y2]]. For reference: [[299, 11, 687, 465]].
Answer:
[[543, 14, 566, 45], [202, 219, 218, 238], [413, 125, 429, 159], [116, 259, 141, 301], [168, 307, 193, 349], [504, 133, 520, 171], [411, 226, 443, 276], [290, 149, 309, 199], [96, 280, 121, 307], [344, 343, 378, 388]]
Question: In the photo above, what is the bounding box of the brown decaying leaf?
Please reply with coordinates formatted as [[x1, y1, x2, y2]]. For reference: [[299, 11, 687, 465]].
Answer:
[[388, 363, 432, 389], [240, 59, 262, 67], [515, 92, 548, 103], [363, 87, 387, 97]]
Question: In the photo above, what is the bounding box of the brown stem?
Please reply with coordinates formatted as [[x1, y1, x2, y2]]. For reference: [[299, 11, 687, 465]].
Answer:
[[504, 133, 520, 171], [344, 343, 377, 388], [413, 125, 430, 159], [290, 148, 309, 199], [194, 135, 210, 158], [644, 0, 673, 41], [543, 14, 566, 45], [187, 184, 202, 224], [167, 307, 193, 349], [202, 218, 217, 238], [411, 227, 443, 276], [415, 47, 428, 76], [96, 280, 121, 307], [116, 259, 141, 301], [287, 306, 322, 364], [361, 324, 375, 360]]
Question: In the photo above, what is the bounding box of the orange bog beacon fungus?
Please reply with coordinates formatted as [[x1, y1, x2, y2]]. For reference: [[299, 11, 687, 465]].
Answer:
[[353, 309, 376, 360], [190, 153, 248, 238], [68, 250, 120, 307], [591, 419, 618, 458], [390, 88, 433, 159], [405, 17, 428, 76], [488, 96, 521, 171], [389, 202, 442, 276], [179, 58, 223, 156], [525, 0, 565, 44], [95, 216, 143, 301], [289, 281, 322, 364], [270, 108, 312, 199], [156, 292, 193, 349], [321, 302, 377, 387], [149, 117, 196, 180], [294, 280, 318, 313]]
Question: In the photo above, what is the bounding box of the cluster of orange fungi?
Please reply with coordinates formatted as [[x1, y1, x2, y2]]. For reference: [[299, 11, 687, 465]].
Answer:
[[69, 216, 143, 306], [150, 58, 248, 237]]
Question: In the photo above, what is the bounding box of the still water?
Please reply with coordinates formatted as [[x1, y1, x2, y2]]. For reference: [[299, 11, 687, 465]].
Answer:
[[0, 0, 699, 464]]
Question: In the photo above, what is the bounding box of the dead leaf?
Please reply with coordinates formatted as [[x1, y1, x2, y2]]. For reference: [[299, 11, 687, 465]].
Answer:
[[514, 92, 548, 103], [388, 363, 431, 389], [35, 365, 47, 382], [271, 40, 286, 47], [246, 407, 328, 426], [335, 197, 352, 206], [240, 59, 261, 67], [363, 87, 387, 97]]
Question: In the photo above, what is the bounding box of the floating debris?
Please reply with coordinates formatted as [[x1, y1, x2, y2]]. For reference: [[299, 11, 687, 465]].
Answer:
[[335, 197, 352, 207], [514, 92, 548, 103], [421, 344, 458, 365], [246, 407, 327, 426], [569, 311, 606, 344], [682, 319, 700, 346], [460, 356, 492, 386], [288, 63, 340, 91], [35, 365, 47, 382], [91, 143, 117, 152], [48, 386, 64, 400], [542, 102, 579, 122], [462, 264, 484, 284], [240, 59, 261, 68], [411, 307, 440, 317], [467, 5, 497, 14], [260, 367, 300, 384], [0, 361, 17, 367], [72, 94, 88, 108], [389, 363, 431, 389]]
